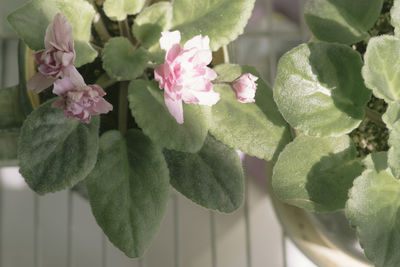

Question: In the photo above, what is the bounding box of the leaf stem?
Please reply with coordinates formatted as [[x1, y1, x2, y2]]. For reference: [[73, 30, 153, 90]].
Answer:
[[88, 0, 111, 43], [118, 82, 129, 135], [364, 106, 386, 127], [95, 73, 116, 89], [119, 19, 136, 45], [213, 81, 232, 86]]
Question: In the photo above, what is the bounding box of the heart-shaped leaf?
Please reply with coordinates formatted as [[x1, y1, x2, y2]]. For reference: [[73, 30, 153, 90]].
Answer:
[[304, 0, 383, 44], [133, 2, 172, 49], [274, 42, 371, 137], [86, 130, 170, 258], [7, 0, 97, 67], [18, 99, 100, 194], [164, 135, 244, 213], [128, 80, 210, 153], [102, 37, 149, 81], [362, 35, 400, 103], [346, 166, 400, 267], [211, 64, 291, 161], [272, 135, 363, 212], [171, 0, 255, 51], [103, 0, 146, 21]]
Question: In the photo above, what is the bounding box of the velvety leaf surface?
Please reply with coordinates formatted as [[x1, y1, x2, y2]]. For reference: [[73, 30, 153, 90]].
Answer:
[[128, 80, 210, 153], [392, 0, 400, 37], [86, 130, 170, 258], [304, 0, 383, 44], [103, 0, 146, 21], [363, 151, 390, 173], [102, 37, 149, 81], [18, 99, 100, 194], [133, 2, 172, 48], [171, 0, 255, 51], [383, 101, 400, 129], [164, 135, 244, 213], [272, 135, 363, 212], [346, 167, 400, 267], [7, 0, 97, 67], [0, 130, 20, 166], [274, 42, 371, 137], [211, 64, 290, 161], [0, 85, 26, 129], [362, 36, 400, 103]]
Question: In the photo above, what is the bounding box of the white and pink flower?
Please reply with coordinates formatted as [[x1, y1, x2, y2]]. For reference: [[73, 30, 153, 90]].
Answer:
[[27, 13, 75, 93], [154, 31, 220, 124], [232, 73, 258, 103], [52, 74, 113, 124]]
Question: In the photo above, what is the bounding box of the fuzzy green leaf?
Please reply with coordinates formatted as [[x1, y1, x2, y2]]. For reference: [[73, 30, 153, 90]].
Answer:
[[362, 36, 400, 103], [18, 99, 99, 194], [304, 0, 383, 44], [164, 135, 244, 213], [391, 0, 400, 37], [102, 37, 149, 81], [274, 42, 371, 137], [272, 135, 363, 212], [0, 85, 26, 129], [363, 152, 390, 173], [346, 167, 400, 267], [133, 2, 172, 48], [103, 0, 146, 21], [86, 130, 169, 258], [128, 80, 210, 153], [7, 0, 97, 67], [171, 0, 255, 51], [210, 64, 290, 161]]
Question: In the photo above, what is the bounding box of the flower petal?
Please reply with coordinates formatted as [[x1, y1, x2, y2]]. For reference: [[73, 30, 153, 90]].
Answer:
[[160, 31, 181, 51], [27, 72, 57, 93], [164, 94, 184, 124]]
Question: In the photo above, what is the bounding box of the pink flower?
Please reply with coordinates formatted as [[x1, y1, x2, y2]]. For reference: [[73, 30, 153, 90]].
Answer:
[[52, 71, 113, 124], [27, 13, 75, 93], [232, 73, 258, 103], [154, 31, 220, 124]]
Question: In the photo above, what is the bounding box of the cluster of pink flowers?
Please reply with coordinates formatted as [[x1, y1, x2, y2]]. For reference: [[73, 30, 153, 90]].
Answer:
[[28, 13, 112, 123], [155, 31, 258, 124]]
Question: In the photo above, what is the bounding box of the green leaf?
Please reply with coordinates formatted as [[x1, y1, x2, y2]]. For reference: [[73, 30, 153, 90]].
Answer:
[[346, 168, 400, 267], [18, 99, 100, 194], [362, 36, 400, 103], [304, 0, 383, 44], [133, 2, 172, 48], [274, 42, 371, 137], [7, 0, 97, 67], [86, 130, 170, 258], [171, 0, 255, 51], [128, 80, 210, 153], [363, 151, 390, 173], [0, 130, 20, 167], [210, 64, 290, 161], [164, 135, 244, 213], [0, 85, 26, 129], [272, 135, 363, 212], [103, 0, 146, 21], [102, 37, 149, 81], [391, 0, 400, 37], [383, 101, 400, 129]]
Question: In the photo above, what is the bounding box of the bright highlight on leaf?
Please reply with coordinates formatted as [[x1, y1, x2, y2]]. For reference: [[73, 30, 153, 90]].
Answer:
[[273, 135, 363, 212], [103, 0, 146, 21], [274, 42, 371, 137]]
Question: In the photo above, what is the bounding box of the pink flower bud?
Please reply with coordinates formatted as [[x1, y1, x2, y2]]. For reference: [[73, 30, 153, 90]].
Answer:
[[154, 31, 220, 124], [232, 73, 259, 103], [27, 13, 75, 93], [52, 69, 113, 124]]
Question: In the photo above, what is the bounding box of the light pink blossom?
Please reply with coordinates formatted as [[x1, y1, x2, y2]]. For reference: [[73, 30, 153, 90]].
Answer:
[[232, 73, 258, 103], [52, 73, 113, 124], [27, 13, 75, 93], [154, 31, 220, 124]]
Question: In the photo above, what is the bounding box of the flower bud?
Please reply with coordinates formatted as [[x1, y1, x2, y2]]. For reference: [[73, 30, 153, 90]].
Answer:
[[232, 73, 258, 103]]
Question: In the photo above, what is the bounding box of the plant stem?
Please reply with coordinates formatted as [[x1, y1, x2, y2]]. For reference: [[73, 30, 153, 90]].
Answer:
[[88, 0, 111, 43], [364, 106, 386, 127], [118, 82, 129, 135], [118, 19, 135, 45], [95, 72, 116, 89], [213, 81, 232, 86]]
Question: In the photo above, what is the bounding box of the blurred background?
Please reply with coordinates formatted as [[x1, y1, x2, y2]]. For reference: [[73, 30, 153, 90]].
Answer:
[[0, 0, 317, 266]]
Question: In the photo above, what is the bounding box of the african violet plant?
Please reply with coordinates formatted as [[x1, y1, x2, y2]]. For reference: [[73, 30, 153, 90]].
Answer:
[[2, 0, 294, 258], [271, 0, 400, 266]]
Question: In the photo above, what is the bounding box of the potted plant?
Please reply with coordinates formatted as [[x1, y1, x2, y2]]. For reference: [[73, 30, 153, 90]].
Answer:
[[268, 0, 400, 266], [3, 0, 293, 259]]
